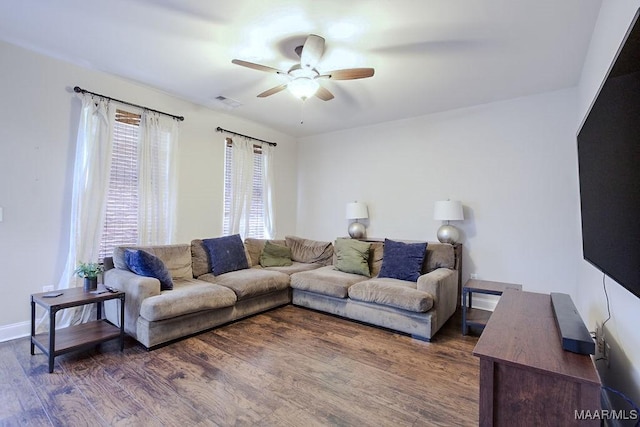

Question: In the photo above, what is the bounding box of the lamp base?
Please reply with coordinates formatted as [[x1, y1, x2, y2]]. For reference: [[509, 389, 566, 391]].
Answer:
[[437, 224, 460, 244], [348, 222, 366, 239]]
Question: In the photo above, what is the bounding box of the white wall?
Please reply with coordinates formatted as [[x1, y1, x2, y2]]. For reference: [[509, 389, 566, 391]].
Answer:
[[297, 88, 582, 296], [0, 40, 298, 338], [577, 0, 640, 414]]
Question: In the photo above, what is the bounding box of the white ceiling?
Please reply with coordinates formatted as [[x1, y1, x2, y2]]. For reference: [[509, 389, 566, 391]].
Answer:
[[0, 0, 602, 137]]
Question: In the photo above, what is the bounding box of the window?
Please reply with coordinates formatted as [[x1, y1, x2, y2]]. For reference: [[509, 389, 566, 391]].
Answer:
[[98, 109, 141, 260], [223, 138, 266, 238]]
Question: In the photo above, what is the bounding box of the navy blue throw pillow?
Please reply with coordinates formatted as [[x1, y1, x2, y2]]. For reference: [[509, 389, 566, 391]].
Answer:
[[124, 249, 174, 290], [378, 239, 428, 282], [202, 234, 249, 276]]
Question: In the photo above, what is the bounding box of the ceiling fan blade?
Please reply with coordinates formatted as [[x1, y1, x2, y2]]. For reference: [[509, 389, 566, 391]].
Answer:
[[257, 84, 288, 98], [322, 68, 375, 80], [314, 86, 334, 101], [300, 34, 325, 69], [232, 59, 284, 74]]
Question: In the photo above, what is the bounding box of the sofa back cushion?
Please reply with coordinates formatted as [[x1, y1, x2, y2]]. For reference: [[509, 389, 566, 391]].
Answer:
[[423, 243, 456, 272], [113, 244, 193, 280], [191, 239, 210, 278], [285, 236, 334, 265], [369, 242, 385, 277]]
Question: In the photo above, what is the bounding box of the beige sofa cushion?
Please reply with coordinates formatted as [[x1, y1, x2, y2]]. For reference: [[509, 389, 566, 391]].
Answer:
[[368, 242, 385, 277], [139, 278, 237, 322], [348, 278, 434, 313], [423, 243, 455, 272], [198, 268, 290, 301], [113, 244, 193, 280], [285, 236, 333, 265], [264, 261, 323, 275], [190, 239, 210, 278], [290, 265, 367, 298]]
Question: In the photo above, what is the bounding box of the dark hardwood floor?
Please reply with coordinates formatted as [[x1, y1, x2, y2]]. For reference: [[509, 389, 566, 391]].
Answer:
[[2, 306, 480, 426]]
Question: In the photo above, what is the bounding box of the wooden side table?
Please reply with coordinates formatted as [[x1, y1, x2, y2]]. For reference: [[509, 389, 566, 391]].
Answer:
[[462, 279, 522, 335], [31, 286, 125, 373]]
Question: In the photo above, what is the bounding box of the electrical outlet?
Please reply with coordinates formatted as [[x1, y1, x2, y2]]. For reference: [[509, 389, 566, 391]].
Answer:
[[470, 273, 478, 280], [42, 285, 54, 292]]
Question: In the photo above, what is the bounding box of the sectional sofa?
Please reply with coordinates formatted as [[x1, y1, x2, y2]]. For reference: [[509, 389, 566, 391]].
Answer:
[[103, 235, 460, 349]]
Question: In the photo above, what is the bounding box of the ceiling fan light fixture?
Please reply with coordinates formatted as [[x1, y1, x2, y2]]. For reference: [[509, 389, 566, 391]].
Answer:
[[288, 77, 319, 100]]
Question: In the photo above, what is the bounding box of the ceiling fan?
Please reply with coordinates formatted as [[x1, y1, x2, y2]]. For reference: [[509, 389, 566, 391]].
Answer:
[[232, 34, 375, 101]]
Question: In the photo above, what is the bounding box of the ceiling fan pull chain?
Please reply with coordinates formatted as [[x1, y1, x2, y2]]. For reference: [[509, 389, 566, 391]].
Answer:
[[300, 101, 305, 125]]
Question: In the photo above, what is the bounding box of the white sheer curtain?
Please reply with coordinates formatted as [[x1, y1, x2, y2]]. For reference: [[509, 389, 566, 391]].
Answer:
[[228, 137, 254, 238], [41, 95, 114, 330], [137, 111, 179, 245], [261, 143, 276, 239]]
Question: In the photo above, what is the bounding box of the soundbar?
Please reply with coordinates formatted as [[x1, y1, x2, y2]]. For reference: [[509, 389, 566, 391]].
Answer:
[[550, 292, 595, 355]]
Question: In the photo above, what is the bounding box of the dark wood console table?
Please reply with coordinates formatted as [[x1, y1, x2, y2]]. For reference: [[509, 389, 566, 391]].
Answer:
[[473, 290, 601, 426]]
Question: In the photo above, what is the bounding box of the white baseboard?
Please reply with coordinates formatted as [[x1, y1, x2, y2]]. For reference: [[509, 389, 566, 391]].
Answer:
[[0, 321, 30, 343]]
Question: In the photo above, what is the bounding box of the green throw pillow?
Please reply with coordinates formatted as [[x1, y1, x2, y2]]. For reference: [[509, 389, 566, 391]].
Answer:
[[334, 239, 371, 277], [260, 241, 293, 267]]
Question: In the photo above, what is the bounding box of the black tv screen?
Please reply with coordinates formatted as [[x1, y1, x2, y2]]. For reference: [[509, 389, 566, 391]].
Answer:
[[577, 9, 640, 299]]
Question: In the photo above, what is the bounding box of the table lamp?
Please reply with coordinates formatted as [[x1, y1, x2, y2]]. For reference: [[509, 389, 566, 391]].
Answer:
[[346, 201, 368, 239], [434, 200, 464, 244]]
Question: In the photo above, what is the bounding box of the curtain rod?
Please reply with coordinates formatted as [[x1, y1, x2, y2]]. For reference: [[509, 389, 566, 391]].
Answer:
[[216, 127, 277, 147], [73, 86, 185, 121]]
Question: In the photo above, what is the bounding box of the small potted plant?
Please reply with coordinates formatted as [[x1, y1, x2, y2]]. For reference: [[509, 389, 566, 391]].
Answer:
[[74, 262, 104, 291]]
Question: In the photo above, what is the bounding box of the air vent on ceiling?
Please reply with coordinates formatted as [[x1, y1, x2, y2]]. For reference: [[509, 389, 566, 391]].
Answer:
[[213, 95, 242, 109]]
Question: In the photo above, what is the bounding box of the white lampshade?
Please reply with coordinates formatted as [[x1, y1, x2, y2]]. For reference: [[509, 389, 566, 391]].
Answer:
[[434, 200, 464, 221], [346, 202, 369, 220], [288, 77, 319, 100]]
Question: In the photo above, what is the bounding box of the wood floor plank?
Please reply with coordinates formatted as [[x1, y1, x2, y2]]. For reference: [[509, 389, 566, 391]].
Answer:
[[148, 343, 277, 425], [93, 346, 217, 426], [2, 306, 479, 426], [57, 348, 164, 426], [0, 343, 51, 425], [11, 339, 109, 426]]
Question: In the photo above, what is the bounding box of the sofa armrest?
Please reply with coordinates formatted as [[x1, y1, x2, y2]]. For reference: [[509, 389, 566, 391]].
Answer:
[[416, 268, 459, 332], [104, 268, 161, 339]]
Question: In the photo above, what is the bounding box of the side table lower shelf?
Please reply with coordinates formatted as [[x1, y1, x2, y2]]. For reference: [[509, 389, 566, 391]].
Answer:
[[32, 320, 122, 356], [464, 307, 493, 330], [462, 279, 522, 336]]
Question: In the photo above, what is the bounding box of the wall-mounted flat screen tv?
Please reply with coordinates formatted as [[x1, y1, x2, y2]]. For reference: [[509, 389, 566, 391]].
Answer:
[[577, 9, 640, 299]]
